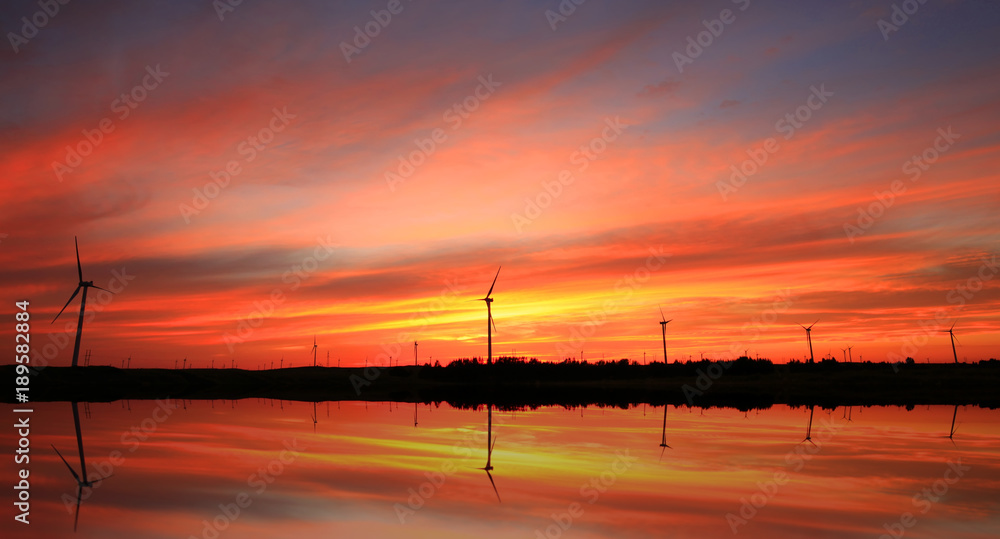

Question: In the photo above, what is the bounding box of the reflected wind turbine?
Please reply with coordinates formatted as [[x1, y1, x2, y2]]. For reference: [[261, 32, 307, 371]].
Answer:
[[480, 402, 501, 502], [659, 404, 672, 462], [800, 405, 816, 446], [945, 404, 959, 444], [51, 402, 111, 532]]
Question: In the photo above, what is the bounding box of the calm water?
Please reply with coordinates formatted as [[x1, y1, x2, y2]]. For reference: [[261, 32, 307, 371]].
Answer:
[[3, 401, 998, 538]]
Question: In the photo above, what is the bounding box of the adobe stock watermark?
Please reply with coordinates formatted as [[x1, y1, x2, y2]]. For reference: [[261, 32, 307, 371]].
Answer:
[[555, 246, 669, 359], [887, 252, 996, 370], [51, 64, 169, 182], [340, 0, 413, 62], [844, 127, 959, 244], [672, 0, 751, 73], [878, 459, 971, 539], [189, 439, 304, 539], [544, 0, 588, 31], [222, 235, 336, 352], [726, 413, 844, 534], [180, 106, 296, 223], [60, 399, 177, 513], [213, 0, 247, 22], [511, 116, 628, 233], [6, 0, 72, 53], [534, 450, 638, 539], [717, 84, 833, 200], [351, 278, 466, 394], [385, 74, 501, 192], [877, 0, 932, 41]]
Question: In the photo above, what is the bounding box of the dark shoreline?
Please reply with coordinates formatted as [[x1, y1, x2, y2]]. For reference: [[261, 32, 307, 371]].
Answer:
[[6, 360, 1000, 409]]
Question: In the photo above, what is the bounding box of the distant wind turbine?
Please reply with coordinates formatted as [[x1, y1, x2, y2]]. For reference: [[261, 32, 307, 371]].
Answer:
[[311, 336, 317, 366], [847, 346, 853, 363], [659, 306, 672, 364], [941, 323, 960, 363], [414, 341, 418, 367], [477, 267, 501, 366], [798, 320, 819, 363], [52, 237, 112, 367], [841, 348, 848, 362]]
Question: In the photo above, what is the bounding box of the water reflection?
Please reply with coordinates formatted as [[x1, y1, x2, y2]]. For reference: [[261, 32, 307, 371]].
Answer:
[[49, 401, 112, 532], [801, 404, 816, 445], [6, 401, 998, 538], [480, 403, 501, 502], [658, 404, 671, 462]]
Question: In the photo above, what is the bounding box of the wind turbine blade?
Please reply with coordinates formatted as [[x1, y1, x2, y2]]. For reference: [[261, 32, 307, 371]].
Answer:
[[91, 472, 113, 482], [52, 286, 81, 323], [51, 445, 81, 482], [74, 484, 82, 532], [809, 319, 820, 329], [952, 333, 962, 346], [485, 266, 501, 298], [75, 236, 83, 282], [485, 470, 501, 503], [90, 285, 112, 293], [951, 322, 957, 331], [798, 324, 807, 330], [490, 313, 497, 333], [659, 305, 665, 322]]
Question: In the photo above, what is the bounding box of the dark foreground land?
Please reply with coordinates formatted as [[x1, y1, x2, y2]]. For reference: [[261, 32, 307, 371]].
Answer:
[[6, 358, 1000, 409]]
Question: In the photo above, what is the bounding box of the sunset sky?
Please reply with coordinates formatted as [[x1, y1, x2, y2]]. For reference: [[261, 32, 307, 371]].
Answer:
[[2, 0, 998, 368]]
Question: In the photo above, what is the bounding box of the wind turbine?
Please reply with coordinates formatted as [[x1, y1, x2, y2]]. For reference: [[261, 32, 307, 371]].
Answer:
[[800, 405, 816, 446], [414, 341, 418, 367], [798, 320, 819, 363], [311, 402, 318, 433], [659, 306, 672, 364], [941, 323, 960, 363], [480, 403, 501, 502], [52, 237, 111, 367], [841, 348, 848, 362], [311, 336, 317, 367], [477, 267, 501, 366], [51, 402, 111, 531], [945, 404, 959, 444], [658, 404, 672, 462], [847, 346, 853, 363]]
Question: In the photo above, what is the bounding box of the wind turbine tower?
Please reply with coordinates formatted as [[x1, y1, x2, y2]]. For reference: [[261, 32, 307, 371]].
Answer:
[[659, 306, 672, 364], [52, 237, 111, 367], [799, 320, 818, 363], [942, 323, 960, 363], [478, 267, 501, 366]]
